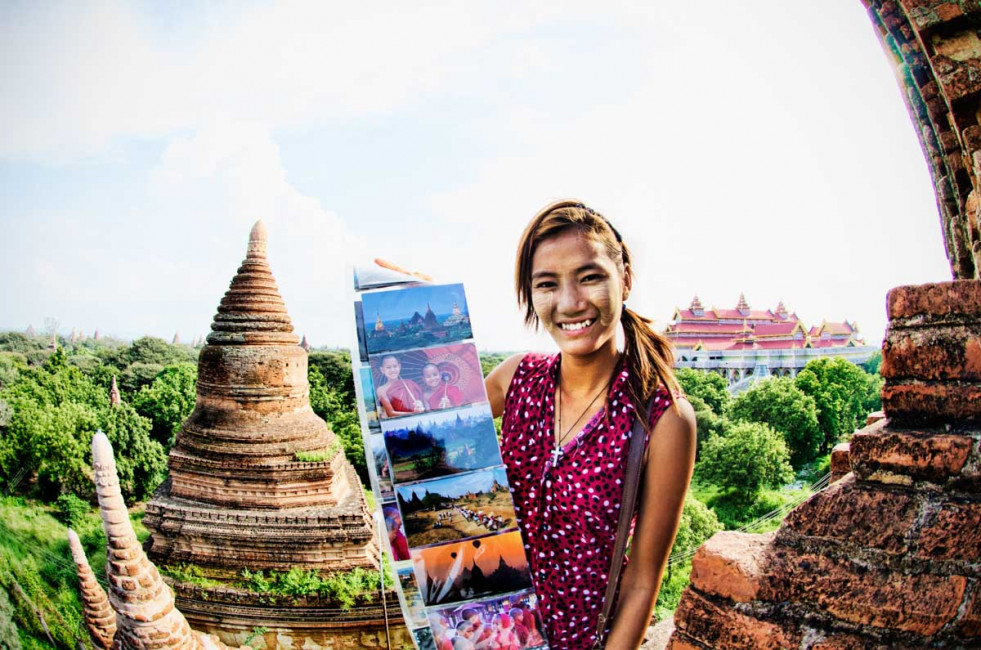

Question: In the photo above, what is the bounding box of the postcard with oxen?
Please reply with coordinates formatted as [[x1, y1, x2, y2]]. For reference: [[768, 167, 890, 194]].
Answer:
[[411, 530, 533, 608], [396, 466, 517, 549], [361, 283, 473, 354], [382, 403, 502, 484], [369, 343, 486, 420]]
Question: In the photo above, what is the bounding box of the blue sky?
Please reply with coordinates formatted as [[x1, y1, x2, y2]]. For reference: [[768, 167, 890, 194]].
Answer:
[[0, 1, 951, 352]]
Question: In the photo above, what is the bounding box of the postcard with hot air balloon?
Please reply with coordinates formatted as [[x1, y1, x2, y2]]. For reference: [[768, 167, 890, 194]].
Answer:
[[396, 467, 517, 549], [369, 343, 486, 420], [381, 403, 502, 483], [361, 283, 473, 354], [410, 530, 533, 607]]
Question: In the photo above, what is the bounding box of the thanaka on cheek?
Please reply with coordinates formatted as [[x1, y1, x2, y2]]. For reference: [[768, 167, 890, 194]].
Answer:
[[586, 283, 616, 327], [532, 291, 554, 328]]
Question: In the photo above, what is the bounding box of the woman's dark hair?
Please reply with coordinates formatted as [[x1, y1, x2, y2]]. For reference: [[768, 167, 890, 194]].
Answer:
[[515, 199, 679, 412]]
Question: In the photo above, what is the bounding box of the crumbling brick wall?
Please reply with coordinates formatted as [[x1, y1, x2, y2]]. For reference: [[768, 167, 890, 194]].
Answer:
[[667, 284, 980, 648]]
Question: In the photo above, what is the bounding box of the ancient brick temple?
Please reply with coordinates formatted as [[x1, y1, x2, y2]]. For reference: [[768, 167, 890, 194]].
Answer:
[[141, 222, 404, 648], [666, 3, 981, 648]]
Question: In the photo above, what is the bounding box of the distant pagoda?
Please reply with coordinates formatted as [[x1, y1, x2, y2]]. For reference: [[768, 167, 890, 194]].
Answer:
[[144, 220, 377, 577]]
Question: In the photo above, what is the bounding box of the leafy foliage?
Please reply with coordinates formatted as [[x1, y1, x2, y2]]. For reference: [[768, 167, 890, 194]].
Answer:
[[675, 368, 730, 414], [0, 348, 166, 503], [795, 358, 882, 452], [308, 366, 366, 481], [233, 566, 391, 610], [655, 493, 722, 619], [862, 350, 882, 375], [479, 352, 509, 378], [729, 377, 821, 468], [294, 440, 341, 463], [131, 364, 198, 446], [695, 421, 794, 499], [54, 494, 89, 530], [308, 350, 355, 402], [685, 394, 727, 458]]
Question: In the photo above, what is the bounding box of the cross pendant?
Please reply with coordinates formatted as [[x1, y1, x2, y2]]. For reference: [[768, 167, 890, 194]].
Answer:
[[550, 446, 563, 468]]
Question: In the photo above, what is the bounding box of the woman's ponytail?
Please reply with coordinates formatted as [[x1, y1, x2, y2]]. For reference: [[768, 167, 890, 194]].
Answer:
[[621, 306, 681, 419]]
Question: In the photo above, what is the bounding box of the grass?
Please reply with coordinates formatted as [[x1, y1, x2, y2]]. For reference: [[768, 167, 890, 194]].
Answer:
[[0, 495, 149, 649], [294, 440, 342, 463]]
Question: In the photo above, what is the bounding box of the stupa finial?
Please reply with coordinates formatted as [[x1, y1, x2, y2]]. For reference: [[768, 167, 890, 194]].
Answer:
[[248, 220, 267, 259], [90, 431, 201, 648], [68, 528, 117, 649], [109, 376, 121, 407]]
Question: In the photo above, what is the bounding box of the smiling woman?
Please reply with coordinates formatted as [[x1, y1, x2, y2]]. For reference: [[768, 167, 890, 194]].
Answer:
[[485, 200, 697, 649]]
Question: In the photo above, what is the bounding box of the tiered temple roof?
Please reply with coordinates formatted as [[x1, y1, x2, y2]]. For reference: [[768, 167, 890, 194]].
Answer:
[[144, 221, 376, 575], [665, 294, 864, 352]]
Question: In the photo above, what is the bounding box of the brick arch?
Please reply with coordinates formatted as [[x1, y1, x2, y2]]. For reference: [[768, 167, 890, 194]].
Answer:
[[863, 1, 981, 278]]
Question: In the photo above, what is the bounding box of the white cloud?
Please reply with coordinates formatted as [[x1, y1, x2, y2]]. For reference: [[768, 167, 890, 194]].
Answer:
[[148, 117, 368, 344]]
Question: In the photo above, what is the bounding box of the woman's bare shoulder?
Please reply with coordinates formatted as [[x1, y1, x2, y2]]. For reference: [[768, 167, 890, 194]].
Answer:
[[648, 396, 696, 465]]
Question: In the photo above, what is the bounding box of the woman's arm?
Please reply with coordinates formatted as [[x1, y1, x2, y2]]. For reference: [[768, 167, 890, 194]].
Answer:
[[484, 353, 526, 418], [605, 398, 697, 649]]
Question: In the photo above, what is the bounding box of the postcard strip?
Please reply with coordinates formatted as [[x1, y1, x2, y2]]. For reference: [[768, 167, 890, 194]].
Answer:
[[353, 275, 547, 649]]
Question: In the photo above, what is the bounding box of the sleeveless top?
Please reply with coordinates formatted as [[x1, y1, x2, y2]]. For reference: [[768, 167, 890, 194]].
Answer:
[[500, 353, 673, 649]]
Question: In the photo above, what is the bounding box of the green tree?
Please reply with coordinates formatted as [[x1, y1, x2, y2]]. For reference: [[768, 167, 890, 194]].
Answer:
[[308, 366, 366, 481], [729, 377, 821, 468], [102, 404, 168, 503], [795, 358, 882, 452], [0, 333, 45, 356], [308, 350, 355, 406], [862, 350, 882, 375], [696, 421, 794, 499], [676, 368, 730, 414], [0, 349, 166, 502], [132, 364, 198, 447], [655, 493, 722, 618], [479, 352, 508, 378], [686, 394, 727, 458]]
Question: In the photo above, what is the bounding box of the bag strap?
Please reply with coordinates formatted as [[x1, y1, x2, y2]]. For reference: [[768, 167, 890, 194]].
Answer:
[[593, 396, 654, 648]]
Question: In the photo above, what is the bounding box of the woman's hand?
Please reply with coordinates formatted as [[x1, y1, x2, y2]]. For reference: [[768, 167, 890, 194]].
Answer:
[[604, 397, 697, 649]]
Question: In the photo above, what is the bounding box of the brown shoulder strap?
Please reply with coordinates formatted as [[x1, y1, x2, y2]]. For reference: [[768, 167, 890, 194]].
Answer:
[[593, 396, 653, 647]]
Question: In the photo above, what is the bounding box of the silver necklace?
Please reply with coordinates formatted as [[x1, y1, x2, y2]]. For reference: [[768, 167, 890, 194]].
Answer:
[[550, 377, 612, 468]]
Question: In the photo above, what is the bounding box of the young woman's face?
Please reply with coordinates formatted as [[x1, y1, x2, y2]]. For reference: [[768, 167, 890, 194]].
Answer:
[[380, 356, 401, 380], [529, 229, 629, 359], [422, 364, 442, 388]]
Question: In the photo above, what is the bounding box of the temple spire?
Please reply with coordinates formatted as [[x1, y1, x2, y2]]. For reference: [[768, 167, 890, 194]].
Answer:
[[91, 432, 200, 648], [300, 334, 311, 352], [110, 376, 121, 407], [736, 292, 750, 316], [206, 219, 295, 346], [68, 529, 116, 649]]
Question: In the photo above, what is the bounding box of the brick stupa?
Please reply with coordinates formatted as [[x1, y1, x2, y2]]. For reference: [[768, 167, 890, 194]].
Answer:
[[144, 220, 377, 576]]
